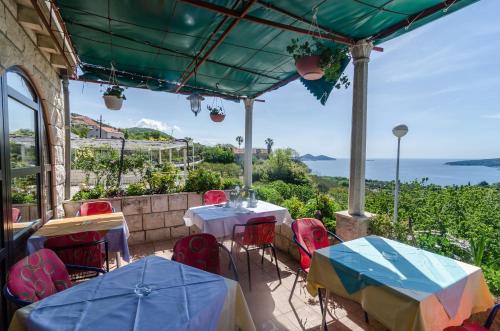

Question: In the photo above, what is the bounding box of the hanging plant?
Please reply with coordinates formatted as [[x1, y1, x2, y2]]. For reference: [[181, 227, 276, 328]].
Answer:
[[207, 105, 225, 122], [102, 63, 126, 110], [286, 38, 350, 88], [103, 85, 126, 110]]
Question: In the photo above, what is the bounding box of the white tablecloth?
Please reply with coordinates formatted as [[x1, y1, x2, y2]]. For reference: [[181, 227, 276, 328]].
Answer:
[[183, 200, 292, 238], [9, 256, 256, 331]]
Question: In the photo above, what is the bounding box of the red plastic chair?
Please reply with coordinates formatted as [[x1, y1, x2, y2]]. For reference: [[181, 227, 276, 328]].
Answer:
[[231, 216, 280, 290], [12, 207, 21, 222], [45, 231, 109, 281], [203, 190, 227, 205], [78, 201, 115, 216], [290, 218, 346, 328], [445, 303, 499, 330], [172, 233, 238, 280], [3, 249, 105, 307]]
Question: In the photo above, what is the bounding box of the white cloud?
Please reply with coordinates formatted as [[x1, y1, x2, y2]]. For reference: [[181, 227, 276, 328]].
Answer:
[[481, 113, 500, 119], [134, 118, 182, 133]]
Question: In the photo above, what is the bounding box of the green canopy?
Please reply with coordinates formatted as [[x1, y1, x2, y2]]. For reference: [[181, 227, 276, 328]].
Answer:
[[56, 0, 478, 101]]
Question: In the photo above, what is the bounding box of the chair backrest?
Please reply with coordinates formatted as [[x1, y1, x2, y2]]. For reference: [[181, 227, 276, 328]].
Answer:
[[45, 231, 105, 270], [12, 207, 21, 223], [79, 201, 114, 216], [292, 218, 330, 270], [240, 216, 276, 246], [6, 249, 72, 304], [203, 190, 227, 205], [172, 233, 221, 275]]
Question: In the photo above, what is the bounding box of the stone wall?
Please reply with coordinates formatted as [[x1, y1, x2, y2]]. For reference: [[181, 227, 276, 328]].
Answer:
[[0, 0, 66, 217], [63, 192, 300, 262]]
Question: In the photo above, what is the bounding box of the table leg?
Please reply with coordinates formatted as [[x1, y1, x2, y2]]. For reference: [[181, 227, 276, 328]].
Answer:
[[115, 252, 122, 268], [319, 289, 328, 331]]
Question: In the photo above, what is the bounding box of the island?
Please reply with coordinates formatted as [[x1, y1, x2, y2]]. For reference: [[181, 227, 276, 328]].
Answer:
[[445, 158, 500, 168], [299, 154, 336, 161]]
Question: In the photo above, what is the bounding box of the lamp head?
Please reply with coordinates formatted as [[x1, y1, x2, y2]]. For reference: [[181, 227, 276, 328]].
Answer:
[[187, 92, 204, 116], [392, 124, 408, 138]]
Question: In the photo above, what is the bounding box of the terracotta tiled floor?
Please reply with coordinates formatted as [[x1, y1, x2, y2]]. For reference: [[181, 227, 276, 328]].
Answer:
[[111, 240, 386, 331]]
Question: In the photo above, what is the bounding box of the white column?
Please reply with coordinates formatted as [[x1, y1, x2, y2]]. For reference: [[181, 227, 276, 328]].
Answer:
[[169, 149, 172, 163], [243, 98, 254, 188], [159, 149, 162, 164], [62, 75, 71, 200], [348, 40, 373, 216]]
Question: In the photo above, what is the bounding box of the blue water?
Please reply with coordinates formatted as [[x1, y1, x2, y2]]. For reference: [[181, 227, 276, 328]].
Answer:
[[304, 159, 500, 186]]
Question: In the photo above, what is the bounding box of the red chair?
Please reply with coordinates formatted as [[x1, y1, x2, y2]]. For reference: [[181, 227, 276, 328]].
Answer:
[[172, 233, 238, 280], [45, 231, 109, 281], [3, 249, 105, 307], [12, 207, 21, 222], [203, 190, 227, 205], [445, 303, 499, 330], [231, 216, 280, 290], [77, 201, 115, 216]]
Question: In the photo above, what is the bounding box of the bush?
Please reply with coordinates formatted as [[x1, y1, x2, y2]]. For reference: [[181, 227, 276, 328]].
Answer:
[[254, 185, 283, 205], [282, 197, 305, 219], [72, 185, 105, 201], [184, 168, 222, 193], [146, 162, 179, 194], [202, 146, 235, 164], [222, 177, 242, 189], [126, 182, 147, 196], [199, 162, 242, 178], [253, 149, 310, 185]]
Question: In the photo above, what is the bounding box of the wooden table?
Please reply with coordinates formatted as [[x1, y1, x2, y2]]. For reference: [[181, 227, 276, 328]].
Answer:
[[27, 212, 130, 266]]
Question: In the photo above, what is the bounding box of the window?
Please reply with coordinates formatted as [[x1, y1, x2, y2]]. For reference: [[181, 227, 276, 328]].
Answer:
[[0, 68, 52, 241]]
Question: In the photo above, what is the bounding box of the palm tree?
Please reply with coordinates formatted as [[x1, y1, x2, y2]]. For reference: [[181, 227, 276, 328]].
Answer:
[[235, 136, 244, 148], [265, 138, 274, 154]]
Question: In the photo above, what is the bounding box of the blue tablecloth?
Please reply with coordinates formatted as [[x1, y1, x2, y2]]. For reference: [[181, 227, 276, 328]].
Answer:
[[25, 256, 228, 331], [317, 236, 470, 318]]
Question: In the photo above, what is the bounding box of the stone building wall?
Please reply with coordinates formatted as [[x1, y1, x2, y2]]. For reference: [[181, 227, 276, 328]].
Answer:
[[0, 0, 66, 217], [63, 192, 300, 261]]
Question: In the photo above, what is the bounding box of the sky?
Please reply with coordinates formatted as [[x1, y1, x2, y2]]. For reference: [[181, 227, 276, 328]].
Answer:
[[68, 0, 500, 159]]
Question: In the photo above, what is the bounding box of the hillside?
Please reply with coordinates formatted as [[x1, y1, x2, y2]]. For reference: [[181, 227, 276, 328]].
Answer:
[[123, 127, 174, 141], [300, 154, 336, 161], [445, 158, 500, 168]]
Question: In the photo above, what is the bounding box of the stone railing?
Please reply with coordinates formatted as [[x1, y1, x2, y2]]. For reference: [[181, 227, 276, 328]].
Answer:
[[62, 192, 299, 261]]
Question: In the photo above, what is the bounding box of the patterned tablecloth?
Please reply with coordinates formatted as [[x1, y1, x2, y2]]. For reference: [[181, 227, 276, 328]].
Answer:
[[183, 200, 292, 238], [27, 212, 130, 262], [8, 256, 256, 331], [306, 236, 494, 331]]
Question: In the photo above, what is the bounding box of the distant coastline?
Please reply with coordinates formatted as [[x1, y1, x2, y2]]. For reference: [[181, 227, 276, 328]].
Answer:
[[299, 154, 335, 161], [445, 158, 500, 168]]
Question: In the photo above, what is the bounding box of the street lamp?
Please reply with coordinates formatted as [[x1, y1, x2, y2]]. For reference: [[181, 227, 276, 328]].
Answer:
[[392, 124, 408, 223]]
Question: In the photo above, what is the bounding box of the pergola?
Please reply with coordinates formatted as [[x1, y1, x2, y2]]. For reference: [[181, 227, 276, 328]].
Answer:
[[40, 0, 478, 232]]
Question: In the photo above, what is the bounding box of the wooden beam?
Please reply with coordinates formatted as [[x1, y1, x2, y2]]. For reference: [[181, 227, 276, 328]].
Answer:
[[50, 54, 67, 68], [37, 34, 58, 53], [17, 5, 42, 31], [175, 0, 259, 93], [31, 0, 74, 70]]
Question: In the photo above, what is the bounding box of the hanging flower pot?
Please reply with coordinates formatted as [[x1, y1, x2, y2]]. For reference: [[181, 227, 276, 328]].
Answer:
[[295, 55, 323, 80], [207, 105, 225, 123], [103, 85, 126, 110]]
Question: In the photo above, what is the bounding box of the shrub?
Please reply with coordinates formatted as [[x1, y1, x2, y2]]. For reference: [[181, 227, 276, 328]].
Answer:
[[199, 162, 242, 178], [11, 191, 36, 204], [72, 185, 105, 201], [282, 197, 305, 220], [253, 149, 310, 185], [222, 177, 242, 189], [147, 162, 180, 194], [184, 168, 222, 193], [202, 146, 234, 164], [302, 194, 340, 220], [126, 182, 147, 196], [254, 185, 283, 205]]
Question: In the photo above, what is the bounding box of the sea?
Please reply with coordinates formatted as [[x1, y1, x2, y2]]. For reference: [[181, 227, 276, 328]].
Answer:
[[304, 159, 500, 186]]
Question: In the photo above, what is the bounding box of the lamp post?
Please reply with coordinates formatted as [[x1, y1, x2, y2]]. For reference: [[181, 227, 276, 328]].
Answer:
[[392, 124, 408, 223]]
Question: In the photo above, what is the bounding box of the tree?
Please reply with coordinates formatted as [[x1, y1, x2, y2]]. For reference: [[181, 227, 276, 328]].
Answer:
[[265, 138, 274, 154], [235, 136, 244, 148]]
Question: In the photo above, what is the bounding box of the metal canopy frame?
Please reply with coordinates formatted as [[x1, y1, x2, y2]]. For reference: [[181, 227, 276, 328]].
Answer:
[[51, 0, 478, 100]]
